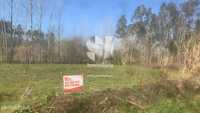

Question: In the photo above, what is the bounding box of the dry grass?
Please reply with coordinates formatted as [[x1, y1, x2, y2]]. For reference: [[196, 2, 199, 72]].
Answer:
[[183, 34, 200, 74]]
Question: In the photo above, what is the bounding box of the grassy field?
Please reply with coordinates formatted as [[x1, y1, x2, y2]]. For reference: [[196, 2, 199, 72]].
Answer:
[[0, 64, 199, 113]]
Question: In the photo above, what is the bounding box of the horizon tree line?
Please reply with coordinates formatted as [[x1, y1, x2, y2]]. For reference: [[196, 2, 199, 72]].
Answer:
[[0, 0, 200, 73]]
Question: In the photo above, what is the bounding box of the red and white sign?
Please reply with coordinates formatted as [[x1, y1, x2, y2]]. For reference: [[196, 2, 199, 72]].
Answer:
[[63, 75, 83, 93]]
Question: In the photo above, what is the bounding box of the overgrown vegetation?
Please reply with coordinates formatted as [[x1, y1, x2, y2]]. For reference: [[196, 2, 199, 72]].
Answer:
[[0, 64, 199, 113], [0, 0, 200, 113]]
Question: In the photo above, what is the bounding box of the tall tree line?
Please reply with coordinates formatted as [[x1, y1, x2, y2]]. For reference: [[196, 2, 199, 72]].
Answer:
[[0, 0, 200, 66], [0, 0, 88, 64], [115, 0, 200, 68]]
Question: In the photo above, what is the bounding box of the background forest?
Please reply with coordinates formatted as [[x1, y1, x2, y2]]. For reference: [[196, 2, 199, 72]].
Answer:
[[0, 0, 200, 72]]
